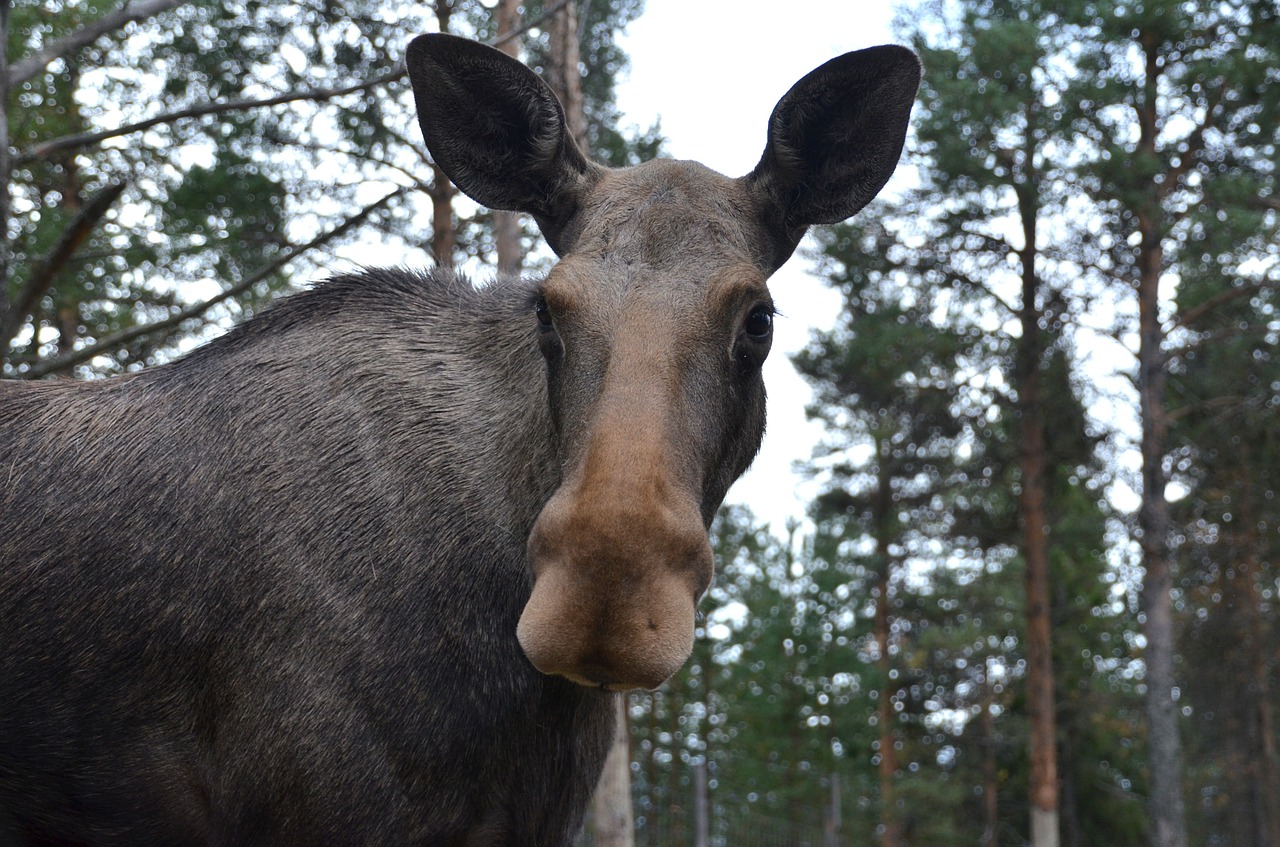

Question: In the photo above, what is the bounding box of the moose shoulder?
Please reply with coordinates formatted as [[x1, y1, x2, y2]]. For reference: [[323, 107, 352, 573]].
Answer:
[[0, 34, 919, 846]]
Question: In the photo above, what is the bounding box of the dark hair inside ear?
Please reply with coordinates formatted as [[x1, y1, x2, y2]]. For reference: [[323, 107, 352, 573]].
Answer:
[[747, 45, 921, 268], [406, 33, 599, 252]]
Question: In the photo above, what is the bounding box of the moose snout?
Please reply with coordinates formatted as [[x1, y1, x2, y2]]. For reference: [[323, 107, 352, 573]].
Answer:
[[518, 486, 714, 691]]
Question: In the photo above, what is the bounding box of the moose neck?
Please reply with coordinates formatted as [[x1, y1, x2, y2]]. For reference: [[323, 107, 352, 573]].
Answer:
[[363, 270, 563, 543]]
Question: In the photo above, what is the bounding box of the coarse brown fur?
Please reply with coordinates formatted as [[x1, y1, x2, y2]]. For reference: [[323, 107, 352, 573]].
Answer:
[[0, 34, 919, 845]]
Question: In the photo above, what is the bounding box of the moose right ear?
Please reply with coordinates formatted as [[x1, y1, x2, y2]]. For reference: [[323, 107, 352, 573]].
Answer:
[[406, 33, 600, 254], [745, 45, 921, 270]]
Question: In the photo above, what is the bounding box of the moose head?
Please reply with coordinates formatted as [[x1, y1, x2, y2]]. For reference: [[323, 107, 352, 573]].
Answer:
[[406, 34, 920, 691]]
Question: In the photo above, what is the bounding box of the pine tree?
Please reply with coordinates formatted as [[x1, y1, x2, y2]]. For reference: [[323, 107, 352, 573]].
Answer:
[[2, 0, 656, 378], [1168, 217, 1279, 845], [794, 214, 979, 845], [1053, 5, 1280, 843]]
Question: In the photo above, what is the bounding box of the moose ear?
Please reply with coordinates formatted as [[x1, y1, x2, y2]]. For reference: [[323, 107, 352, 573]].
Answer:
[[745, 45, 921, 270], [405, 33, 600, 254]]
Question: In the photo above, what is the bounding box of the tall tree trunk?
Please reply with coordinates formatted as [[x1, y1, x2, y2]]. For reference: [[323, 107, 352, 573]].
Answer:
[[980, 674, 999, 847], [700, 636, 716, 845], [644, 701, 659, 847], [873, 445, 901, 847], [1227, 457, 1280, 847], [544, 0, 587, 150], [824, 773, 842, 847], [593, 694, 635, 847], [1243, 461, 1280, 847], [1135, 31, 1187, 847], [0, 0, 14, 350], [691, 758, 708, 847], [1014, 167, 1059, 847], [874, 561, 900, 847], [666, 688, 684, 843], [492, 0, 524, 275], [426, 1, 456, 267]]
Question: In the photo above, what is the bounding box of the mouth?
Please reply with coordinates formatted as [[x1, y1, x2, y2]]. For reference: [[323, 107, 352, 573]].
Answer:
[[555, 665, 627, 691]]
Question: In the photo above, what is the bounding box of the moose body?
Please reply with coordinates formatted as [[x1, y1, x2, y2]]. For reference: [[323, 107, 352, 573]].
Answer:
[[0, 34, 919, 846], [1, 270, 612, 844]]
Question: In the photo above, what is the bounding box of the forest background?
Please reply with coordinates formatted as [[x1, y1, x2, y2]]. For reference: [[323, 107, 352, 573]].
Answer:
[[2, 1, 1276, 846]]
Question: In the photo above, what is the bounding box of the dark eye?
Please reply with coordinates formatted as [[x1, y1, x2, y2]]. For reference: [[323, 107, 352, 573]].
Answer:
[[744, 306, 773, 340], [534, 297, 554, 330]]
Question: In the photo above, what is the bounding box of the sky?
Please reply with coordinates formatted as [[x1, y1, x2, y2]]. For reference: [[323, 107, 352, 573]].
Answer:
[[612, 0, 902, 532]]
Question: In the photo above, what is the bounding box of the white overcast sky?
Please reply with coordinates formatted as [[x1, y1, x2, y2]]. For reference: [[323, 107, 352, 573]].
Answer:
[[614, 0, 901, 531]]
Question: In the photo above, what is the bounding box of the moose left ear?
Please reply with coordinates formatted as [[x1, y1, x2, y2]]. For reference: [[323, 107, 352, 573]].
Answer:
[[744, 45, 921, 270]]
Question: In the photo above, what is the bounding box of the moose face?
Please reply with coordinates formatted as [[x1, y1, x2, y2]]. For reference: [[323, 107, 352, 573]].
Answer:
[[518, 161, 775, 690], [406, 34, 920, 690]]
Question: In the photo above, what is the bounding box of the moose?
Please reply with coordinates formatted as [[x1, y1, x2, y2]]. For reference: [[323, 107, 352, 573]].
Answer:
[[0, 33, 919, 846]]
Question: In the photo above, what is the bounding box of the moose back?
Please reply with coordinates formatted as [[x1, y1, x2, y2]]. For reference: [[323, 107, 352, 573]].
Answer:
[[0, 34, 919, 846]]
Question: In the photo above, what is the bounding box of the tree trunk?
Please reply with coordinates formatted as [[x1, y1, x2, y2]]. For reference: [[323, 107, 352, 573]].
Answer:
[[824, 773, 842, 847], [1, 0, 15, 349], [425, 1, 457, 267], [1135, 31, 1187, 847], [544, 0, 587, 151], [1242, 461, 1280, 847], [980, 675, 999, 847], [492, 0, 524, 275], [1226, 458, 1280, 847], [1014, 167, 1059, 847], [593, 694, 635, 847], [873, 446, 901, 847], [666, 689, 684, 842], [692, 758, 708, 847]]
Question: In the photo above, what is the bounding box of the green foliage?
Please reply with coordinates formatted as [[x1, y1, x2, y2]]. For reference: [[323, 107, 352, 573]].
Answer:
[[3, 0, 658, 376], [5, 0, 436, 374], [1168, 238, 1280, 844]]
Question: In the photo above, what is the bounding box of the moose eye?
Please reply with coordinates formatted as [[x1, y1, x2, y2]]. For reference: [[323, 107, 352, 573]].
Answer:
[[534, 297, 554, 330], [744, 305, 774, 340]]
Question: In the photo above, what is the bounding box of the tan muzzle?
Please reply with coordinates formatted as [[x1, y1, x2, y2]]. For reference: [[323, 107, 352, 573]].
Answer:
[[518, 482, 713, 691]]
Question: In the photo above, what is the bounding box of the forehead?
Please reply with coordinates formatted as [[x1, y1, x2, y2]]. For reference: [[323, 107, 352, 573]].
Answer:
[[543, 257, 769, 320], [568, 159, 767, 270]]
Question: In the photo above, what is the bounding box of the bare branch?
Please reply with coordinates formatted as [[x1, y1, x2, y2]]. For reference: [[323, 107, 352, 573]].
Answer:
[[1168, 322, 1272, 355], [1, 182, 127, 351], [1169, 278, 1277, 332], [21, 187, 405, 379], [1162, 85, 1223, 199], [932, 263, 1019, 317], [1, 0, 12, 337], [1255, 195, 1280, 212], [18, 68, 406, 163], [16, 0, 572, 166], [494, 0, 570, 48], [7, 0, 184, 87], [263, 133, 430, 188], [1166, 394, 1246, 423]]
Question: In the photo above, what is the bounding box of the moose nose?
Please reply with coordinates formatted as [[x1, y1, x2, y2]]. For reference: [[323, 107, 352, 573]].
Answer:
[[518, 485, 714, 691]]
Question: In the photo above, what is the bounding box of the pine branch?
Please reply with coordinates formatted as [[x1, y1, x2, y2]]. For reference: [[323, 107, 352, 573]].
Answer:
[[16, 0, 571, 165], [20, 187, 404, 379], [1166, 394, 1247, 423], [936, 264, 1019, 317], [1161, 85, 1224, 200], [1255, 195, 1280, 212], [1, 181, 127, 351], [18, 69, 406, 163], [265, 135, 430, 188], [7, 0, 184, 87], [1169, 278, 1277, 331]]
